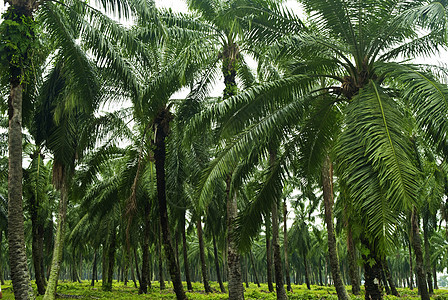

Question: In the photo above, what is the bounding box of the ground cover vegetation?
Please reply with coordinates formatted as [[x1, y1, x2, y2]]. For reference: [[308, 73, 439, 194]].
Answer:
[[1, 0, 448, 299]]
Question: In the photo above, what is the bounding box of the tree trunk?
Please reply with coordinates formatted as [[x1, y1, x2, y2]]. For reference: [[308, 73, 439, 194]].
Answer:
[[133, 247, 142, 287], [91, 250, 97, 287], [213, 232, 226, 292], [271, 174, 287, 299], [433, 267, 438, 290], [44, 173, 69, 300], [249, 251, 261, 287], [411, 210, 430, 300], [31, 192, 47, 295], [266, 213, 274, 292], [139, 202, 151, 294], [383, 259, 399, 296], [423, 217, 433, 295], [381, 268, 391, 295], [131, 258, 138, 289], [283, 199, 292, 292], [181, 221, 193, 291], [6, 6, 34, 298], [318, 258, 323, 286], [104, 226, 116, 291], [226, 177, 245, 300], [153, 108, 186, 300], [361, 240, 383, 300], [321, 156, 349, 300], [409, 241, 414, 290], [347, 226, 360, 295], [197, 218, 212, 293], [157, 226, 166, 290], [304, 256, 311, 290]]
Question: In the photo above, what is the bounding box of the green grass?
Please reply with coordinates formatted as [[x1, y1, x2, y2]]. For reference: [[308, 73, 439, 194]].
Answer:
[[1, 280, 447, 299]]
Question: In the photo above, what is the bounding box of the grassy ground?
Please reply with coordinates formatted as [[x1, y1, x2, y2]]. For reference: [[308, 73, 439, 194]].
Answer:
[[1, 280, 448, 299]]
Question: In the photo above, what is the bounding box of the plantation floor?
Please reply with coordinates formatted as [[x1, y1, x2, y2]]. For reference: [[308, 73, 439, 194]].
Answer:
[[1, 281, 448, 299]]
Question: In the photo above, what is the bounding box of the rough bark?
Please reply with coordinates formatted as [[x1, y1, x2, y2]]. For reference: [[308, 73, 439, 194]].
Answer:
[[226, 177, 245, 300], [44, 174, 69, 300], [347, 226, 360, 295], [411, 210, 430, 300], [321, 156, 349, 300], [103, 227, 116, 292], [283, 200, 292, 292], [383, 259, 399, 296], [157, 232, 165, 290], [304, 256, 311, 290], [6, 6, 34, 298], [271, 185, 287, 299], [222, 41, 244, 300], [197, 218, 212, 293], [153, 108, 186, 300], [266, 213, 274, 292], [181, 221, 193, 291], [213, 232, 226, 292]]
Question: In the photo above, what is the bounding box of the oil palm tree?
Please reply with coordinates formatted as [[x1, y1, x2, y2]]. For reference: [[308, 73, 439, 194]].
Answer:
[[193, 1, 448, 300]]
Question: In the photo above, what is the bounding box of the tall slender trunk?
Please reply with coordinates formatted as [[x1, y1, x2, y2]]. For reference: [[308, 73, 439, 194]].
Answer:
[[133, 247, 142, 286], [382, 259, 399, 296], [130, 258, 138, 289], [31, 192, 47, 295], [318, 258, 323, 286], [222, 40, 244, 300], [381, 268, 390, 295], [91, 250, 97, 287], [411, 209, 430, 300], [409, 241, 414, 289], [347, 226, 360, 295], [432, 267, 438, 290], [197, 218, 212, 293], [304, 256, 311, 290], [139, 202, 151, 294], [266, 213, 274, 292], [5, 5, 34, 298], [104, 226, 116, 291], [423, 217, 433, 295], [181, 221, 193, 291], [153, 108, 186, 300], [226, 177, 245, 299], [270, 151, 287, 300], [283, 200, 292, 292], [213, 232, 226, 292], [249, 251, 261, 287], [321, 156, 349, 300], [157, 225, 166, 290], [44, 173, 69, 300]]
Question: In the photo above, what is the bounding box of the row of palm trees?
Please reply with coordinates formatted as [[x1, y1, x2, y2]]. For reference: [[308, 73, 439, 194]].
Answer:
[[2, 0, 448, 299]]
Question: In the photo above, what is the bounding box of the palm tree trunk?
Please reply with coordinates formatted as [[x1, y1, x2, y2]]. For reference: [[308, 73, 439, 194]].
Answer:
[[423, 218, 433, 295], [249, 251, 261, 287], [153, 108, 186, 300], [266, 213, 274, 292], [411, 209, 430, 300], [432, 267, 438, 290], [31, 192, 47, 295], [361, 239, 383, 300], [44, 173, 69, 300], [181, 221, 193, 291], [91, 250, 97, 287], [226, 177, 245, 300], [6, 6, 34, 298], [139, 203, 151, 294], [381, 268, 391, 295], [347, 226, 360, 295], [271, 178, 287, 299], [212, 232, 226, 292], [382, 259, 399, 296], [133, 247, 142, 286], [104, 226, 116, 292], [321, 156, 349, 300], [157, 232, 165, 290], [197, 218, 212, 293], [222, 40, 244, 300], [409, 241, 414, 289], [304, 256, 311, 290], [283, 200, 292, 292], [131, 258, 138, 289]]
